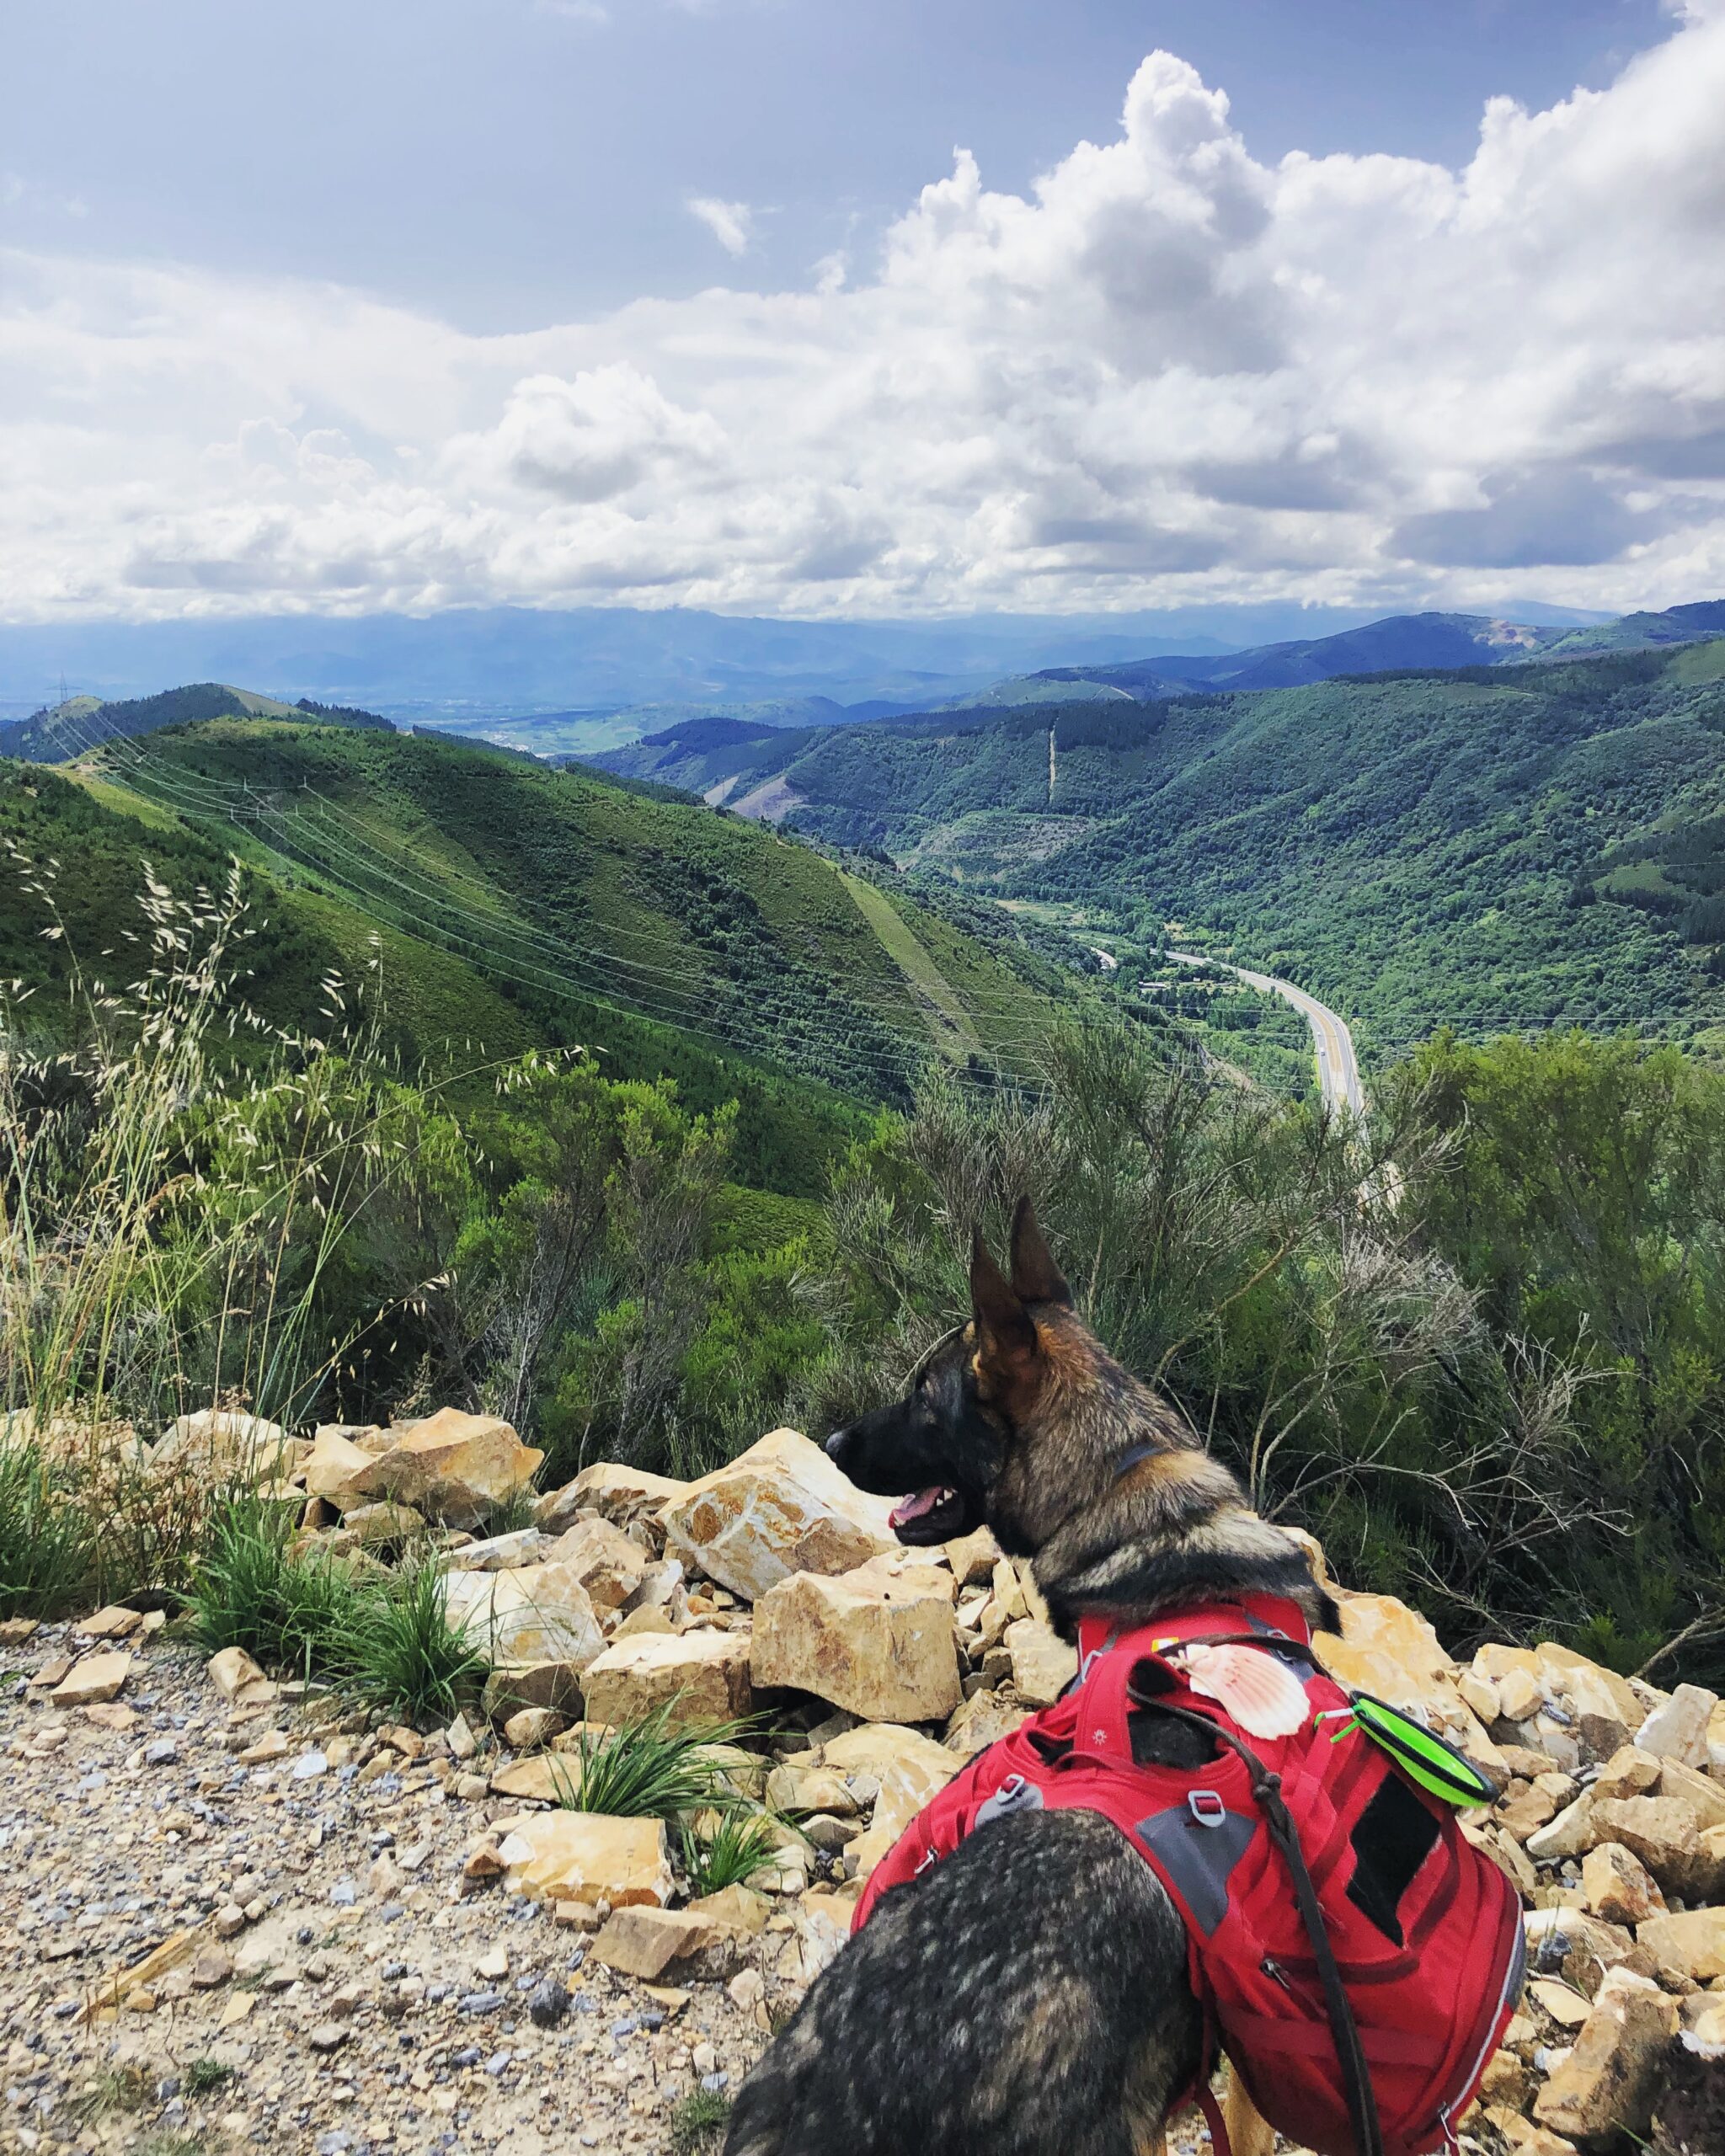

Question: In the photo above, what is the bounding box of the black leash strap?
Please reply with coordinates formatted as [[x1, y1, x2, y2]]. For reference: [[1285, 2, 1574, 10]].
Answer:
[[1135, 1691, 1387, 2156]]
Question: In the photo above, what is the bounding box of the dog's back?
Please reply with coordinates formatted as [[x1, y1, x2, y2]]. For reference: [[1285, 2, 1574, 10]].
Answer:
[[724, 1811, 1198, 2156]]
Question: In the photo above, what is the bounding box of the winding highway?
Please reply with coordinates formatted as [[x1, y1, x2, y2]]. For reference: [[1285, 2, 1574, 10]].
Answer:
[[1167, 952, 1365, 1117]]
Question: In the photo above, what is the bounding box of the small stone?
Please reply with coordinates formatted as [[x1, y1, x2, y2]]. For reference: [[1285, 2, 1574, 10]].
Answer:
[[1581, 1843, 1667, 1926], [1533, 1972, 1679, 2145], [1594, 1746, 1663, 1801], [238, 1729, 292, 1765], [1498, 1783, 1560, 1842], [143, 1738, 179, 1766], [308, 2020, 348, 2053], [49, 1651, 132, 1706], [1499, 1668, 1546, 1723], [483, 1662, 585, 1725], [528, 1977, 570, 2028], [1635, 1683, 1718, 1769], [583, 1629, 754, 1732], [82, 1700, 138, 1732], [446, 1711, 478, 1761], [80, 1604, 144, 1640], [944, 1524, 1002, 1587], [213, 1904, 246, 1940], [1637, 1905, 1725, 1982], [591, 1906, 721, 1979], [206, 1645, 267, 1699], [1004, 1617, 1079, 1708], [291, 1749, 330, 1780], [728, 1967, 766, 2010], [477, 1945, 510, 1979], [502, 1706, 564, 1751], [497, 1811, 675, 1907], [190, 1948, 234, 1989]]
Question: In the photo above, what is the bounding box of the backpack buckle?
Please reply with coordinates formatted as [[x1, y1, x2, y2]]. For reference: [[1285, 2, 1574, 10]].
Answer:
[[1188, 1790, 1227, 1828]]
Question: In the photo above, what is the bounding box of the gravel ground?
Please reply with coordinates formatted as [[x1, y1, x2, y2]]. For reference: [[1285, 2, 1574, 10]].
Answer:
[[0, 1624, 772, 2156]]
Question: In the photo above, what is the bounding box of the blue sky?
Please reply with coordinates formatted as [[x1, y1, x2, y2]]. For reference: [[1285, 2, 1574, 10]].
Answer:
[[2, 0, 1722, 626], [3, 0, 1680, 326]]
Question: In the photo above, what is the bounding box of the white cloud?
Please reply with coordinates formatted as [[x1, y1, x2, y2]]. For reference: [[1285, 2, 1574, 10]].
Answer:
[[686, 196, 755, 257], [3, 12, 1725, 623]]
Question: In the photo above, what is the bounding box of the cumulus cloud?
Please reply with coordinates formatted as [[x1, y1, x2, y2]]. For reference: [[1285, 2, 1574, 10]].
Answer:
[[686, 196, 756, 257], [3, 10, 1725, 622]]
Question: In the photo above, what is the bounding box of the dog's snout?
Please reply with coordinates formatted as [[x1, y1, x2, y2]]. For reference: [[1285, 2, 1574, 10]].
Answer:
[[825, 1428, 848, 1460]]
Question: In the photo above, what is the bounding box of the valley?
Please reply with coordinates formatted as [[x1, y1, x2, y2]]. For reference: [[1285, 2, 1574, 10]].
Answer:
[[593, 637, 1725, 1065]]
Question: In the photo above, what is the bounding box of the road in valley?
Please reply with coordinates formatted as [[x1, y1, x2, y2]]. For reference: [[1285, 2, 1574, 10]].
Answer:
[[1168, 953, 1365, 1117]]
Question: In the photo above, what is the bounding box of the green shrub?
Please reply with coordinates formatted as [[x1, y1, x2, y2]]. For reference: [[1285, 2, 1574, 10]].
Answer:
[[188, 1497, 484, 1723]]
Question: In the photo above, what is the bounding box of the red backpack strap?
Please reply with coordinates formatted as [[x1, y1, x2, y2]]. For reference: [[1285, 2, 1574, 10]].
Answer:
[[1143, 1694, 1386, 2156], [1196, 2084, 1233, 2156]]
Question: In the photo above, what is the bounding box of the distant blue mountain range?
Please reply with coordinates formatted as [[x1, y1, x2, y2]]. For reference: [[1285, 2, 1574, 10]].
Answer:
[[0, 600, 1609, 729]]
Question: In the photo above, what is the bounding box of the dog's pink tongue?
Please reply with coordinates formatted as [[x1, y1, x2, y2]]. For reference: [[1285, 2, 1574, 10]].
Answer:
[[889, 1487, 943, 1528]]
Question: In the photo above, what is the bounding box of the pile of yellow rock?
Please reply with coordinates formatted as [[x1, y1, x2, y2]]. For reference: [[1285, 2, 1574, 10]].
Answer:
[[222, 1416, 1725, 2152]]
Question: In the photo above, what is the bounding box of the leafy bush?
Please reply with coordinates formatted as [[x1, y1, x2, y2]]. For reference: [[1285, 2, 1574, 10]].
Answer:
[[788, 1026, 1653, 1666]]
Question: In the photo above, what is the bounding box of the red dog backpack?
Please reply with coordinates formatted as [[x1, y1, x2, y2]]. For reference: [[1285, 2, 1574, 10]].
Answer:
[[853, 1593, 1525, 2156]]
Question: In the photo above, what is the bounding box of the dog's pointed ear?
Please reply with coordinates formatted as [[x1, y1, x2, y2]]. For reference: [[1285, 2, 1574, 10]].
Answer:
[[970, 1225, 1038, 1379], [1008, 1195, 1071, 1308]]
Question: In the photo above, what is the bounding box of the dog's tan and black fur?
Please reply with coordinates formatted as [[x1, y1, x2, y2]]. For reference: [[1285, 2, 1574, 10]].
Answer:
[[724, 1198, 1336, 2156]]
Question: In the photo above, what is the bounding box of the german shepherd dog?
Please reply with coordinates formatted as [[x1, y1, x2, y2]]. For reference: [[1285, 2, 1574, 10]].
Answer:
[[724, 1198, 1337, 2156]]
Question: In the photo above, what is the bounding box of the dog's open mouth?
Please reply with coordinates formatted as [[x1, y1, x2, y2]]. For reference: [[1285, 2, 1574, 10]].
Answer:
[[889, 1485, 969, 1544]]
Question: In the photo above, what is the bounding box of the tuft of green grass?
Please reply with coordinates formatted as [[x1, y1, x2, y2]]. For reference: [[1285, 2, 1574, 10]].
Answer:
[[336, 1550, 486, 1725], [679, 1808, 783, 1897], [476, 1485, 541, 1538], [0, 1442, 98, 1620], [71, 2063, 154, 2121], [668, 2089, 731, 2154], [186, 1494, 482, 1724], [184, 1492, 367, 1678], [548, 1696, 755, 1822], [184, 2060, 234, 2096]]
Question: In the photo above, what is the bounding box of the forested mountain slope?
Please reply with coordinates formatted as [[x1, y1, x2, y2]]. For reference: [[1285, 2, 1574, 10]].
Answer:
[[595, 642, 1725, 1052]]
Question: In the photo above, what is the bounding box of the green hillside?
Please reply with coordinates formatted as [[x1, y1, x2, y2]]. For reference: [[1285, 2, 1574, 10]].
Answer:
[[0, 681, 393, 762], [591, 643, 1725, 1056], [3, 715, 1103, 1184]]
